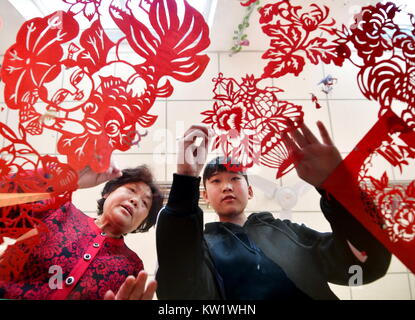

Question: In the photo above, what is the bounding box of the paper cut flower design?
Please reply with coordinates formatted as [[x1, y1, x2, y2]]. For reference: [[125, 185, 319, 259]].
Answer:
[[201, 73, 303, 177], [361, 170, 415, 244], [0, 121, 78, 280], [378, 181, 415, 243], [333, 2, 415, 127], [2, 11, 79, 111], [321, 110, 415, 273], [259, 0, 344, 78]]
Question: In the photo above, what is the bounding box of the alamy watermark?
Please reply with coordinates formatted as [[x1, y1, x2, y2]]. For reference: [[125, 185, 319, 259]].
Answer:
[[348, 265, 363, 286], [48, 265, 63, 289]]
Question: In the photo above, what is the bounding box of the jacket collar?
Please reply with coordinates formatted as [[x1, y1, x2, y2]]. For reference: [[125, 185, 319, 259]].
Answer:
[[205, 212, 275, 234]]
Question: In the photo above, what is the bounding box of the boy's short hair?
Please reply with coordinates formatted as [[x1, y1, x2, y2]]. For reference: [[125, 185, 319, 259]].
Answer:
[[96, 165, 163, 233], [202, 156, 249, 187]]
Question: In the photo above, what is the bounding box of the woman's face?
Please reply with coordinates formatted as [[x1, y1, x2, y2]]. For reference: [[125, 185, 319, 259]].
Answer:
[[101, 181, 153, 236]]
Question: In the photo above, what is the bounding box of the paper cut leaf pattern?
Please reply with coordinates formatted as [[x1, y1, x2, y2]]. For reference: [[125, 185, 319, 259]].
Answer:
[[317, 1, 415, 273]]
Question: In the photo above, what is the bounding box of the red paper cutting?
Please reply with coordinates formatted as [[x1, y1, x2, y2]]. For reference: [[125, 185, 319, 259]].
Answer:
[[321, 110, 415, 273], [334, 2, 415, 126], [0, 122, 78, 280], [259, 0, 344, 79], [1, 0, 210, 173], [0, 0, 210, 280], [203, 1, 343, 177], [201, 73, 304, 177], [310, 93, 322, 109]]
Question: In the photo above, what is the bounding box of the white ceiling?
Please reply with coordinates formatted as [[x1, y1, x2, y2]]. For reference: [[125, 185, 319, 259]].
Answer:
[[0, 0, 25, 54]]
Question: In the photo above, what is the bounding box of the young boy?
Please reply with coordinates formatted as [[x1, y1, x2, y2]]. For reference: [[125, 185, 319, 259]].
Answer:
[[156, 123, 391, 300]]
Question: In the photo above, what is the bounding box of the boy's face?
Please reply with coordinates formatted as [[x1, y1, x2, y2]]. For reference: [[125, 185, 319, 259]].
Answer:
[[102, 181, 152, 234], [202, 171, 253, 218]]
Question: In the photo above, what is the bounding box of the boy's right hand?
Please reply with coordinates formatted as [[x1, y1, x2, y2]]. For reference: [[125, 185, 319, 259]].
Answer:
[[177, 124, 213, 177]]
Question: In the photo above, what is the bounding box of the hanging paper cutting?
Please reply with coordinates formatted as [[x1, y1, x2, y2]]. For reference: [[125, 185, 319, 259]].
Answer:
[[0, 0, 210, 279], [0, 121, 78, 280], [318, 1, 415, 272], [1, 0, 210, 173], [201, 73, 303, 177], [334, 1, 415, 126], [321, 110, 415, 273], [259, 0, 344, 78]]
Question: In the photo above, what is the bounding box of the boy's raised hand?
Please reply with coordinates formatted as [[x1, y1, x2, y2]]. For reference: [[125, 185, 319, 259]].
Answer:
[[177, 124, 213, 177], [282, 121, 343, 188]]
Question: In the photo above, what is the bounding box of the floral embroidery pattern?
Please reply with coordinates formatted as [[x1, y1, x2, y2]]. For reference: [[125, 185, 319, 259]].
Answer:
[[0, 202, 142, 299]]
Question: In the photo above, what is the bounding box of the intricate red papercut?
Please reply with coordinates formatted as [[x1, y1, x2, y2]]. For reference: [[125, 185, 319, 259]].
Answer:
[[0, 0, 210, 279], [321, 110, 415, 273], [0, 121, 78, 280], [334, 2, 415, 127], [201, 73, 303, 178], [1, 0, 210, 172], [259, 0, 344, 79], [64, 0, 101, 21]]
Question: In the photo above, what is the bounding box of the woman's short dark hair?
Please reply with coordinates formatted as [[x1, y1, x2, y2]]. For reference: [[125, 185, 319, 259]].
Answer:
[[202, 156, 249, 187], [96, 165, 163, 233]]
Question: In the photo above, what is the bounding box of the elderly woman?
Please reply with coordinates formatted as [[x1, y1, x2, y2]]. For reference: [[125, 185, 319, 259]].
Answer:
[[0, 162, 162, 300]]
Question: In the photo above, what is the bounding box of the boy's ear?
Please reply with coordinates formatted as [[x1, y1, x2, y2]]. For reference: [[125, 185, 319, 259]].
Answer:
[[248, 185, 254, 200], [202, 190, 209, 203]]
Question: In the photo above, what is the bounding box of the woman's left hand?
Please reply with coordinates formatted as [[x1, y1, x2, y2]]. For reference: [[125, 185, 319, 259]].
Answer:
[[77, 156, 122, 189], [104, 271, 157, 300]]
